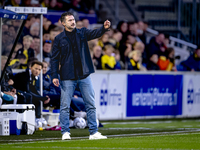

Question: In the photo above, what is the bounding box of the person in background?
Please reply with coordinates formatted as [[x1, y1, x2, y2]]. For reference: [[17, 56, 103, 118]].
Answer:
[[30, 36, 40, 58], [133, 41, 147, 67], [97, 33, 109, 49], [30, 22, 40, 37], [101, 45, 116, 70], [13, 61, 50, 129], [23, 15, 36, 36], [15, 35, 35, 68], [43, 30, 51, 42], [147, 33, 165, 58], [123, 42, 133, 64], [49, 0, 63, 10], [166, 47, 176, 71], [128, 22, 142, 42], [137, 21, 147, 45], [50, 27, 60, 44], [43, 17, 52, 32], [1, 56, 17, 105], [106, 27, 114, 38], [92, 45, 103, 70], [147, 54, 160, 70], [81, 18, 90, 29], [76, 20, 83, 29], [117, 20, 129, 44], [40, 0, 49, 7], [43, 40, 52, 65], [11, 43, 22, 59], [180, 45, 200, 71], [5, 0, 21, 6], [127, 50, 141, 70], [42, 61, 60, 109], [9, 53, 27, 69], [2, 24, 8, 33], [109, 30, 122, 50], [157, 47, 175, 71], [114, 49, 124, 70], [8, 25, 17, 38]]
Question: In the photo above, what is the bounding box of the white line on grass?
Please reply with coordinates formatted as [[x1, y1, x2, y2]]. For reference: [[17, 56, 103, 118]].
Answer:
[[102, 120, 200, 125]]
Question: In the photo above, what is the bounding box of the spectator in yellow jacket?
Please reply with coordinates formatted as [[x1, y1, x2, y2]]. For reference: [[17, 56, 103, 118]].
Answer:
[[101, 45, 116, 70]]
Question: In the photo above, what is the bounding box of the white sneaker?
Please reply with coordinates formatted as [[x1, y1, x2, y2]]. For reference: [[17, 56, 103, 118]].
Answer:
[[62, 132, 71, 140], [89, 132, 107, 140]]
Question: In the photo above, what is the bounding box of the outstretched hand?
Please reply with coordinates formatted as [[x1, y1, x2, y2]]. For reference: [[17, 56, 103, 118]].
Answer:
[[104, 20, 111, 29]]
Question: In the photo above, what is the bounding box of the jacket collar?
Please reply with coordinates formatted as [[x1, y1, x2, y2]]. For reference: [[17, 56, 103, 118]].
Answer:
[[60, 28, 81, 38]]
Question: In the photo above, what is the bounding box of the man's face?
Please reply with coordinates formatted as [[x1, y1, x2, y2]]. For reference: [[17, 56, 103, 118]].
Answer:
[[82, 19, 89, 28], [133, 53, 141, 62], [23, 38, 31, 49], [31, 64, 42, 77], [62, 15, 76, 30], [33, 38, 40, 53], [50, 31, 60, 41], [43, 33, 50, 41], [43, 43, 52, 53], [93, 46, 102, 58], [76, 21, 83, 29], [30, 26, 39, 36], [42, 62, 48, 74], [113, 32, 122, 42]]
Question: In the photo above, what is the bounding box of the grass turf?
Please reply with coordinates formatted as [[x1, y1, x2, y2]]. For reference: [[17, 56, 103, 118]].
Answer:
[[0, 119, 200, 149], [0, 133, 200, 150]]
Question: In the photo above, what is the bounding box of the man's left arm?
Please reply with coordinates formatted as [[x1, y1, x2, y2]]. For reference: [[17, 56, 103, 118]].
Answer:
[[85, 20, 111, 41]]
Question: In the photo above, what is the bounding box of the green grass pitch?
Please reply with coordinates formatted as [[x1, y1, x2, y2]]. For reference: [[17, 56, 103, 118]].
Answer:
[[0, 119, 200, 150]]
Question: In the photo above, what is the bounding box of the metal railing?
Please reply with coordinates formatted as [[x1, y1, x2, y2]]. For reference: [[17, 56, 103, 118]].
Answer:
[[96, 0, 200, 45]]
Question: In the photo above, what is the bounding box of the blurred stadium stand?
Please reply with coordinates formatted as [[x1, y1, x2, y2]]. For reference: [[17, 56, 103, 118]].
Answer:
[[97, 0, 200, 45]]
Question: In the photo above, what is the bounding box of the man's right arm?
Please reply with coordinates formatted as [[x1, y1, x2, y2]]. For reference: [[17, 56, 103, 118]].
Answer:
[[51, 36, 60, 80]]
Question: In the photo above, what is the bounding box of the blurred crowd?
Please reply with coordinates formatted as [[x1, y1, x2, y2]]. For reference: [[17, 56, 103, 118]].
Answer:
[[2, 16, 200, 72], [2, 0, 95, 14], [1, 0, 200, 72]]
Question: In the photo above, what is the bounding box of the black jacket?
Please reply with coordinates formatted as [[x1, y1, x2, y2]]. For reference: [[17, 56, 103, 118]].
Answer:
[[147, 61, 160, 70], [1, 66, 14, 92], [51, 26, 108, 80], [15, 47, 35, 63], [13, 69, 47, 101]]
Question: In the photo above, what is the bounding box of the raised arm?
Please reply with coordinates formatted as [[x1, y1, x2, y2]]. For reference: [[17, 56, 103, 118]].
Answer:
[[84, 20, 111, 41]]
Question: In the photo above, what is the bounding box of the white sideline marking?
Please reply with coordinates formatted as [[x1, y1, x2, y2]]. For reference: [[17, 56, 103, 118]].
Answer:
[[102, 121, 172, 125], [102, 120, 200, 125], [101, 127, 151, 130]]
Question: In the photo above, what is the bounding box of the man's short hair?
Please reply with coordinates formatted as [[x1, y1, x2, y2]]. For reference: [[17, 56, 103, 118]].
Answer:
[[60, 12, 74, 23], [31, 60, 43, 68]]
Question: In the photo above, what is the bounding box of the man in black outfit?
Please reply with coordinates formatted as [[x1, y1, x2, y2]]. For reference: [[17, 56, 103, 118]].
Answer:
[[13, 61, 50, 120], [51, 12, 110, 140]]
